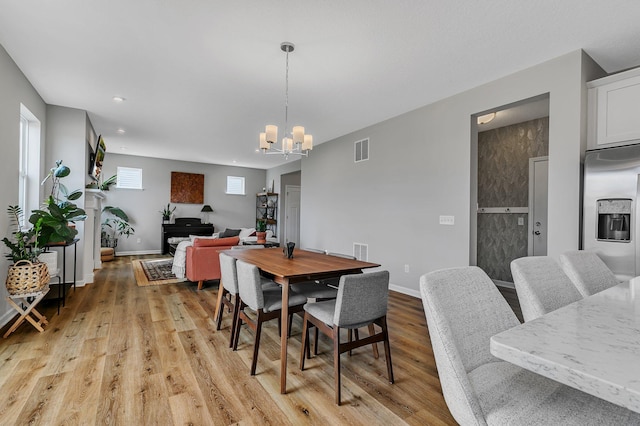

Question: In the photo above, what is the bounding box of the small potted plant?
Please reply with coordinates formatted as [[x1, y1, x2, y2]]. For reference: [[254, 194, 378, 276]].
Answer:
[[256, 219, 267, 244], [101, 206, 135, 250], [159, 203, 176, 223]]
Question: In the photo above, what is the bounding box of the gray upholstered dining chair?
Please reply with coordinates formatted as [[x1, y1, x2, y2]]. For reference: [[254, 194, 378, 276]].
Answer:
[[233, 260, 307, 376], [420, 266, 640, 425], [299, 270, 394, 405], [216, 253, 275, 347], [559, 250, 620, 297], [510, 256, 582, 322]]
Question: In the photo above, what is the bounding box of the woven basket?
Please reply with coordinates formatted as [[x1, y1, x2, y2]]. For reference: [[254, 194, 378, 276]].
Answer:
[[5, 260, 50, 295]]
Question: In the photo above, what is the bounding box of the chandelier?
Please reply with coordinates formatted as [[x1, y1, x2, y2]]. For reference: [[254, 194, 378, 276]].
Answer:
[[259, 42, 313, 158]]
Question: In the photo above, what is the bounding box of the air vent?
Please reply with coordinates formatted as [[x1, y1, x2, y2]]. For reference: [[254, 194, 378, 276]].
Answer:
[[354, 138, 369, 162], [353, 243, 368, 261]]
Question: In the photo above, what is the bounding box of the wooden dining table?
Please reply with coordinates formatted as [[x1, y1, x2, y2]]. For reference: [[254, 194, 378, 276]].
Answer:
[[490, 279, 640, 413], [224, 247, 380, 394]]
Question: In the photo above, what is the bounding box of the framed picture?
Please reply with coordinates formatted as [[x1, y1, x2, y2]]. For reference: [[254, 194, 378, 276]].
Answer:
[[170, 171, 204, 204]]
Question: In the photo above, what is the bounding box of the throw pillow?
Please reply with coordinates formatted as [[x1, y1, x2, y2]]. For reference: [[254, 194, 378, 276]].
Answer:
[[220, 228, 241, 238], [190, 233, 219, 242], [238, 228, 256, 239]]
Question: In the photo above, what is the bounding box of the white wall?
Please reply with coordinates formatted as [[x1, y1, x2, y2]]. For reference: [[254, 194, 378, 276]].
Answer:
[[100, 153, 267, 254], [300, 50, 606, 297], [0, 44, 47, 326], [45, 105, 91, 286]]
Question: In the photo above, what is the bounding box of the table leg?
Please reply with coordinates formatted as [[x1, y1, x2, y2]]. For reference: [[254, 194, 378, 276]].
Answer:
[[213, 282, 225, 330], [280, 279, 290, 394], [62, 245, 66, 306], [73, 241, 77, 291]]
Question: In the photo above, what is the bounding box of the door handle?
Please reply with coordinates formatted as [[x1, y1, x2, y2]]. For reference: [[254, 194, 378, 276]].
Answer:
[[534, 231, 541, 235]]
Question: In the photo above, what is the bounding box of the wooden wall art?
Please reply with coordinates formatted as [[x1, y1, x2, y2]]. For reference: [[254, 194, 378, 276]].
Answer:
[[170, 171, 204, 204]]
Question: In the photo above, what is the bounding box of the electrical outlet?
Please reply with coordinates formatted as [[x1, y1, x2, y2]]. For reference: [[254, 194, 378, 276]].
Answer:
[[439, 215, 455, 225], [404, 264, 410, 273], [137, 238, 141, 243], [518, 217, 524, 226]]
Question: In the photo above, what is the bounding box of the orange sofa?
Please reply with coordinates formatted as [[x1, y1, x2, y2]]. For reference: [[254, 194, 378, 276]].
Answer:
[[185, 236, 240, 290]]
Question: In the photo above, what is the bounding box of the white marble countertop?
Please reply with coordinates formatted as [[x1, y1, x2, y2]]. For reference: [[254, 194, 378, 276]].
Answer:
[[490, 280, 640, 413]]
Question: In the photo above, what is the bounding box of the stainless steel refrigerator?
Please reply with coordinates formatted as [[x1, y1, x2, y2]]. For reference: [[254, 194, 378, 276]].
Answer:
[[583, 143, 640, 280]]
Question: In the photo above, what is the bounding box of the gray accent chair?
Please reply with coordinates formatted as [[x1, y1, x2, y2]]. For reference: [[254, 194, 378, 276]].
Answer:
[[420, 266, 640, 425], [299, 270, 394, 405], [233, 260, 307, 376], [510, 256, 582, 322], [559, 250, 620, 297], [215, 253, 276, 347]]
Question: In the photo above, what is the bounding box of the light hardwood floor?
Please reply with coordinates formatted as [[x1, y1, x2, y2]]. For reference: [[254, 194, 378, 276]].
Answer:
[[0, 255, 515, 425]]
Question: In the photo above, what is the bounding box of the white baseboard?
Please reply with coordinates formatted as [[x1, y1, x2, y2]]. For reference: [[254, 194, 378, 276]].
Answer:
[[0, 309, 15, 329], [389, 283, 420, 298]]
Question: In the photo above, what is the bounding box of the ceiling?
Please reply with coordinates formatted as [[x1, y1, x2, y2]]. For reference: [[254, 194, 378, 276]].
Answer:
[[1, 1, 639, 169]]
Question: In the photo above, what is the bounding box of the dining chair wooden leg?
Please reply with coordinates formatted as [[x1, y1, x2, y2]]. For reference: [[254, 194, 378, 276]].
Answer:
[[197, 280, 204, 290], [368, 324, 380, 359], [300, 313, 310, 370], [232, 299, 245, 351], [333, 325, 342, 405], [229, 294, 241, 348], [251, 313, 264, 376], [381, 316, 394, 383], [213, 285, 227, 330]]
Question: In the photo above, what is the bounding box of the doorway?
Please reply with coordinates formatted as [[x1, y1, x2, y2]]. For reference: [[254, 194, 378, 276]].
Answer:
[[284, 185, 301, 245], [471, 95, 550, 285], [528, 156, 549, 256]]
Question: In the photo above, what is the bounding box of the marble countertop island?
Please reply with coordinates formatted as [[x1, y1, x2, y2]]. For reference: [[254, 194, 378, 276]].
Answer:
[[491, 280, 640, 413]]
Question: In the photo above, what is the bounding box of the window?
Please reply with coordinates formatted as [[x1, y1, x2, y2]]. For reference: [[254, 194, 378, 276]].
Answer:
[[226, 176, 245, 195], [19, 104, 41, 226], [18, 115, 28, 218], [354, 138, 369, 162], [116, 167, 143, 189]]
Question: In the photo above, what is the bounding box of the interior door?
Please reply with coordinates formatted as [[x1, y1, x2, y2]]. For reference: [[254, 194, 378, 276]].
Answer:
[[528, 156, 549, 256], [284, 185, 300, 245]]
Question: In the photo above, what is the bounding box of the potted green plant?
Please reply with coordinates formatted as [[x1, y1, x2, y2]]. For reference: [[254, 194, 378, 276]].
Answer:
[[2, 205, 50, 295], [256, 219, 267, 243], [29, 160, 87, 246], [101, 205, 135, 249], [100, 174, 117, 191], [2, 205, 43, 263], [159, 203, 176, 223]]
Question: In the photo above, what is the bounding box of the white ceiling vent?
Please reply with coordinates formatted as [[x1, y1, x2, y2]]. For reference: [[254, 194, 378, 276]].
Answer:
[[354, 138, 369, 163], [353, 243, 368, 261]]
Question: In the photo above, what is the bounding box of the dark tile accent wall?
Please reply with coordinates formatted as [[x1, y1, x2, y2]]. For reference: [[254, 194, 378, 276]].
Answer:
[[477, 117, 549, 281]]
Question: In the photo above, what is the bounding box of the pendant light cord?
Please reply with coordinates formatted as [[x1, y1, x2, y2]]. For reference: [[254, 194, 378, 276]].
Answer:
[[284, 48, 289, 141]]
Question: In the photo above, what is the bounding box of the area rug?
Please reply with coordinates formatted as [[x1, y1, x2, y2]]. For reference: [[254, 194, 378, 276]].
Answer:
[[132, 258, 186, 287]]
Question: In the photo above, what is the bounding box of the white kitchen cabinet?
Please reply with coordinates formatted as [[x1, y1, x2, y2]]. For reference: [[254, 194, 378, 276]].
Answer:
[[587, 67, 640, 150]]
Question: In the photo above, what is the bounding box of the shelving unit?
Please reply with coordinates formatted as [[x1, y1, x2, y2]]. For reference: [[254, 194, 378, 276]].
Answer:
[[256, 192, 278, 234]]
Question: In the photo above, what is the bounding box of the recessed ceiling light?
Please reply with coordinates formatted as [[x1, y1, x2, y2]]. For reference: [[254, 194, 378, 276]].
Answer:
[[232, 160, 237, 164], [477, 112, 496, 125], [112, 96, 126, 103], [116, 128, 126, 134], [120, 146, 127, 151]]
